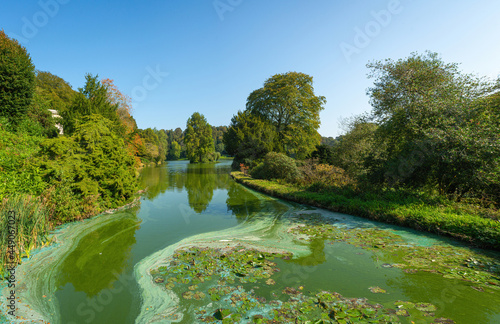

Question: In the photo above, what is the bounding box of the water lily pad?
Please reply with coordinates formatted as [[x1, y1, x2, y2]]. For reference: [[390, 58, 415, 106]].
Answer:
[[415, 303, 437, 312], [395, 309, 410, 316], [182, 291, 194, 299], [394, 301, 415, 309], [368, 286, 387, 294], [265, 279, 276, 285], [214, 308, 231, 320], [193, 291, 206, 300], [434, 318, 456, 323]]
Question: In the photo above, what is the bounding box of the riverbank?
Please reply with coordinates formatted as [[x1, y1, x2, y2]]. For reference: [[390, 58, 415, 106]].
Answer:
[[0, 189, 144, 279], [231, 171, 500, 250]]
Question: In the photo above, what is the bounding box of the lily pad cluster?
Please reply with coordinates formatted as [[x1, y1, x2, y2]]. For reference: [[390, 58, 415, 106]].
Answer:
[[150, 246, 288, 287], [289, 219, 500, 290], [150, 245, 455, 323]]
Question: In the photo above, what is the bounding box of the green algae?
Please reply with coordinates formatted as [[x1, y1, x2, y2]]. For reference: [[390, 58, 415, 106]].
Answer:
[[149, 245, 453, 323], [0, 208, 140, 323], [133, 199, 312, 323], [138, 206, 500, 323], [288, 213, 500, 291]]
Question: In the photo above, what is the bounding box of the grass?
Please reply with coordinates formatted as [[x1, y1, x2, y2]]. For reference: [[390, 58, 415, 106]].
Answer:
[[0, 193, 52, 277], [231, 171, 500, 251]]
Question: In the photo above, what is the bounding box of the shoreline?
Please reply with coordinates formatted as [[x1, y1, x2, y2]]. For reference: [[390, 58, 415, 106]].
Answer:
[[230, 171, 500, 251]]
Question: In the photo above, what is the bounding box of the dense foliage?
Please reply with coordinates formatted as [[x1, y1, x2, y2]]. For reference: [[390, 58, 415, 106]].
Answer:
[[250, 152, 302, 183], [184, 112, 216, 163], [224, 72, 325, 164], [0, 30, 35, 125], [364, 52, 499, 202], [223, 110, 276, 169], [232, 52, 499, 250]]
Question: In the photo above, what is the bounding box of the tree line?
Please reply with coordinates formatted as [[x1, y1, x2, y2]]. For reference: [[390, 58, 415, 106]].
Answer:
[[223, 53, 500, 205], [0, 30, 228, 273]]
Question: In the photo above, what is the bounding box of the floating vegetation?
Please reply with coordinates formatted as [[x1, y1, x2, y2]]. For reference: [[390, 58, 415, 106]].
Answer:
[[150, 245, 455, 323], [368, 286, 387, 294], [289, 218, 500, 291]]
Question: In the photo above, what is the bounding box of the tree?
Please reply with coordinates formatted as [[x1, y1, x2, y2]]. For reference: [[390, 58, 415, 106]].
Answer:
[[184, 112, 214, 163], [138, 128, 160, 163], [0, 30, 36, 124], [62, 74, 121, 135], [35, 70, 76, 111], [223, 110, 276, 169], [246, 72, 326, 158], [366, 51, 490, 158], [168, 141, 181, 160], [101, 78, 136, 134], [366, 51, 499, 200], [331, 121, 381, 178]]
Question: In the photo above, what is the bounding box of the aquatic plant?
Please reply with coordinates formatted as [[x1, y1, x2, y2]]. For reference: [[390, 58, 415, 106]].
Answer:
[[289, 217, 500, 290], [150, 245, 456, 323]]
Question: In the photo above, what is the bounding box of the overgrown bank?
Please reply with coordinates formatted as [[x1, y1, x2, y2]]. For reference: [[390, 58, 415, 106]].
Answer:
[[231, 171, 500, 250]]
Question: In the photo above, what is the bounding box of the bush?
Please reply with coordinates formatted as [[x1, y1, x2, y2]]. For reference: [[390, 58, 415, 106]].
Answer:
[[299, 161, 354, 189], [250, 152, 302, 183]]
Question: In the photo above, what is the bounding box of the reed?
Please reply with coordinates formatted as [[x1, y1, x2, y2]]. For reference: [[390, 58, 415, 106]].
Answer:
[[0, 193, 52, 278]]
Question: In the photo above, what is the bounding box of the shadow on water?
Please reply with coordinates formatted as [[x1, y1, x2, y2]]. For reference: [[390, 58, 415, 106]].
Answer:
[[56, 212, 140, 296]]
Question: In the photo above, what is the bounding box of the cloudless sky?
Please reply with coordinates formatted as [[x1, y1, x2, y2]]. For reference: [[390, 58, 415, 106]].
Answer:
[[1, 0, 499, 137]]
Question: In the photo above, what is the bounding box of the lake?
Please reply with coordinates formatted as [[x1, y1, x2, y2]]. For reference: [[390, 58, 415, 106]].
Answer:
[[3, 160, 500, 323]]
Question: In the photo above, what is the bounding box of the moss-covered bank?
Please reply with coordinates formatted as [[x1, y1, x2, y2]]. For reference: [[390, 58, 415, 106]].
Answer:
[[231, 172, 500, 251]]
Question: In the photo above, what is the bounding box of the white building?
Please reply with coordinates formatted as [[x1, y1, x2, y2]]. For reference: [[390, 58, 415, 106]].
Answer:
[[48, 109, 63, 134]]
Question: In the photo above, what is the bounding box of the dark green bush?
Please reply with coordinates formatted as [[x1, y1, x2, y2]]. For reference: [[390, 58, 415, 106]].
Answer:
[[250, 152, 302, 183]]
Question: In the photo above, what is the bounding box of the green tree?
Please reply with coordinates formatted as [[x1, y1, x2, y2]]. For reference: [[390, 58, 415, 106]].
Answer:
[[0, 30, 36, 125], [39, 115, 137, 219], [62, 74, 121, 135], [331, 120, 381, 178], [168, 140, 181, 160], [184, 112, 214, 163], [367, 51, 489, 159], [246, 72, 326, 158], [366, 51, 498, 200], [138, 128, 160, 163], [223, 110, 276, 169], [35, 70, 76, 112]]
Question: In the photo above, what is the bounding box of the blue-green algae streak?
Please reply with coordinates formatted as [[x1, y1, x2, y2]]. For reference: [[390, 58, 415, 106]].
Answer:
[[1, 160, 500, 323]]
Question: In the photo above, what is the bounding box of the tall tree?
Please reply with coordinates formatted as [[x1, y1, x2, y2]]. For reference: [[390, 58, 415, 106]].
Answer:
[[0, 30, 35, 124], [184, 112, 214, 163], [168, 141, 181, 160], [62, 74, 121, 135], [223, 110, 276, 168], [366, 51, 499, 199], [246, 72, 326, 158], [366, 51, 490, 158]]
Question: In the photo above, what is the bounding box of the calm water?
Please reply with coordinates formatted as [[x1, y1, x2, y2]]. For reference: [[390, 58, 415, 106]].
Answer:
[[8, 160, 500, 323]]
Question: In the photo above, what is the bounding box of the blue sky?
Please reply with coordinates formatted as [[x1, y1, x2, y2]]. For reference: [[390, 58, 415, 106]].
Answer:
[[1, 0, 499, 137]]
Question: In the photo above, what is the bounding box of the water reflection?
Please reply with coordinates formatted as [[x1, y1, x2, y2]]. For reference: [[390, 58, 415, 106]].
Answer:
[[56, 211, 140, 296], [140, 162, 237, 214], [138, 166, 169, 200], [184, 164, 231, 213]]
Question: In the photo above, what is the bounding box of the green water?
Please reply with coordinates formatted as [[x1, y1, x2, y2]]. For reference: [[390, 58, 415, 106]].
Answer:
[[2, 160, 500, 323]]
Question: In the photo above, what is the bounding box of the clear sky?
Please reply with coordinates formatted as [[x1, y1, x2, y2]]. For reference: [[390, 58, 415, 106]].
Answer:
[[1, 0, 499, 137]]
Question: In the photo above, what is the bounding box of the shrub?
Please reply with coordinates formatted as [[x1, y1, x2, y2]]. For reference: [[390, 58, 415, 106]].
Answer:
[[250, 152, 302, 183], [299, 160, 354, 189]]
